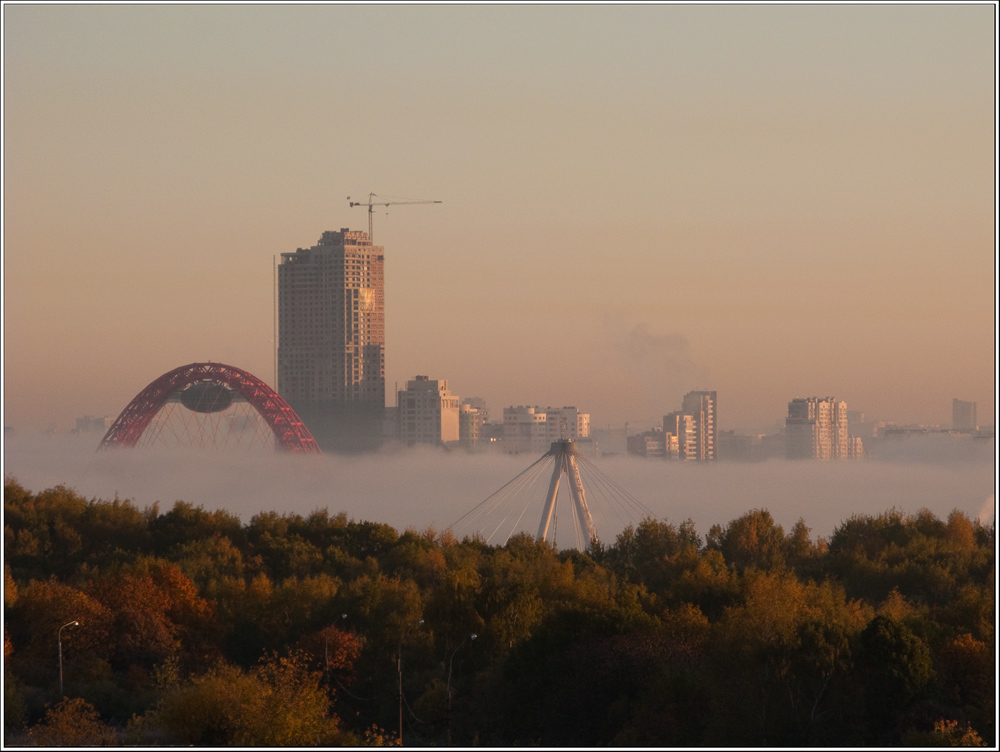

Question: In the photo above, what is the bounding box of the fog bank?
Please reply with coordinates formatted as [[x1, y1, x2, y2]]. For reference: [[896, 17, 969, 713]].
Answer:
[[3, 433, 994, 547]]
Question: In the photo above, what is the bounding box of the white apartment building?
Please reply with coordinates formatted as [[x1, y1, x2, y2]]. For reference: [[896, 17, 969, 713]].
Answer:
[[663, 412, 697, 460], [397, 376, 460, 446], [681, 390, 717, 461], [459, 402, 485, 448], [502, 406, 590, 454], [785, 397, 850, 459]]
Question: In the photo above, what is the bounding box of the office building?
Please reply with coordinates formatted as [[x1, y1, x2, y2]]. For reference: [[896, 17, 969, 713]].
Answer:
[[785, 397, 850, 459], [278, 229, 385, 451], [952, 399, 978, 431], [397, 376, 460, 446]]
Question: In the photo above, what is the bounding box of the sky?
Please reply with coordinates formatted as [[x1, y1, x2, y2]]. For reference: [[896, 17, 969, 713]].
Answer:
[[2, 3, 996, 436]]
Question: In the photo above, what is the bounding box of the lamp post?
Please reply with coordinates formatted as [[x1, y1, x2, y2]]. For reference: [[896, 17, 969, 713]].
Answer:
[[58, 621, 79, 699], [446, 633, 476, 746], [397, 618, 424, 745], [325, 614, 349, 691]]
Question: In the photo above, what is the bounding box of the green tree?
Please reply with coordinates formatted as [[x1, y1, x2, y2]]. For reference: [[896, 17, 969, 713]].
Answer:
[[606, 517, 701, 592], [172, 534, 246, 589], [149, 501, 243, 556], [855, 614, 934, 742]]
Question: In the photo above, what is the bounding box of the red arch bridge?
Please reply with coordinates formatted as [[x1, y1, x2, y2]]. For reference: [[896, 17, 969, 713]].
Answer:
[[98, 362, 320, 453]]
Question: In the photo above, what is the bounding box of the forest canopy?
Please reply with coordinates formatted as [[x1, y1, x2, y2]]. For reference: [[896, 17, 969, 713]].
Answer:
[[3, 477, 994, 746]]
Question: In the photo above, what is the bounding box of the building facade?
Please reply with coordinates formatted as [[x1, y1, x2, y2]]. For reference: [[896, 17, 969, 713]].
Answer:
[[654, 390, 716, 461], [397, 376, 460, 446], [663, 411, 697, 460], [502, 406, 590, 454], [952, 399, 978, 431], [681, 390, 717, 461], [459, 401, 486, 449], [785, 397, 851, 459], [278, 229, 385, 452]]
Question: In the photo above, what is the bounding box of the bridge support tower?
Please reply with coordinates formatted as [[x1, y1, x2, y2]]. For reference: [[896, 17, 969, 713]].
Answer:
[[537, 439, 599, 551]]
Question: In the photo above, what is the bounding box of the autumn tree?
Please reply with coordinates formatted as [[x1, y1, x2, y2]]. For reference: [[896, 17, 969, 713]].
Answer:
[[706, 508, 786, 572], [6, 578, 113, 691], [150, 652, 341, 745], [28, 697, 118, 746], [86, 561, 219, 673]]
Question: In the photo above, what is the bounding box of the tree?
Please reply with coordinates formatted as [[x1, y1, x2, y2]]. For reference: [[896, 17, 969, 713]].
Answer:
[[172, 534, 245, 589], [784, 518, 826, 576], [606, 517, 701, 592], [7, 578, 113, 689], [151, 652, 341, 745], [28, 697, 118, 746], [708, 508, 785, 572], [901, 718, 987, 747], [855, 614, 934, 741], [476, 548, 544, 655], [294, 623, 363, 680], [4, 483, 87, 579], [709, 572, 871, 746], [86, 562, 219, 672], [256, 574, 343, 651], [149, 501, 243, 556], [424, 543, 485, 653], [934, 633, 993, 743]]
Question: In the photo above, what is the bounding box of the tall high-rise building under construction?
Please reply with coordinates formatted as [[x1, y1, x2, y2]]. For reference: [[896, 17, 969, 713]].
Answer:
[[278, 228, 385, 452]]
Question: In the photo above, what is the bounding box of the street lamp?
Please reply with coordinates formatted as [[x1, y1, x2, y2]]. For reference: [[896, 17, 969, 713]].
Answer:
[[398, 618, 424, 745], [324, 614, 349, 691], [447, 633, 476, 746], [58, 621, 79, 699]]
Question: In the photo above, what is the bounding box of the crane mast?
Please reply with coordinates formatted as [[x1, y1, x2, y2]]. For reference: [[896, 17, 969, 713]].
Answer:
[[347, 193, 442, 241]]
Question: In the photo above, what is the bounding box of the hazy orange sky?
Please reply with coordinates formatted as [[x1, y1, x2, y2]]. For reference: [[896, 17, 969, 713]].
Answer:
[[3, 4, 996, 435]]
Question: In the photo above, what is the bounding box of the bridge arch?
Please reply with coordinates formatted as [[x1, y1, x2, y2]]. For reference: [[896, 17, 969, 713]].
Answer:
[[98, 362, 320, 453]]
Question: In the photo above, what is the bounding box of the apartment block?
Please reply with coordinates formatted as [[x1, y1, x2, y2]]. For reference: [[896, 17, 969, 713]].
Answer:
[[785, 397, 851, 459], [502, 406, 590, 454], [397, 376, 460, 446], [952, 399, 978, 431], [459, 402, 485, 449], [681, 390, 717, 461], [663, 411, 697, 460]]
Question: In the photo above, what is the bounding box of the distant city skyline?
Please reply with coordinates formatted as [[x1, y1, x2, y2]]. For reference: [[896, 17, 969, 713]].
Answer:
[[3, 4, 995, 436]]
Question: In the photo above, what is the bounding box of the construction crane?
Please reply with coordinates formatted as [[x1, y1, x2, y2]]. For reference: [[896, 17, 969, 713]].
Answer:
[[347, 193, 442, 241]]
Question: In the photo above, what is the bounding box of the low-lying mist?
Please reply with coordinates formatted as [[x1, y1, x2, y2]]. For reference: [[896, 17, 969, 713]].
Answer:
[[3, 433, 994, 549]]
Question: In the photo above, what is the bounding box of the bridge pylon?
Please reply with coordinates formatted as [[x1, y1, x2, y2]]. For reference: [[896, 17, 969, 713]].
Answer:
[[537, 439, 599, 551]]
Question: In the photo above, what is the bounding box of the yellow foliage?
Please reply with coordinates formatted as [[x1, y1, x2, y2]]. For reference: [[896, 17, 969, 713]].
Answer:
[[902, 718, 986, 746], [28, 697, 118, 746], [878, 587, 918, 621], [151, 652, 340, 746]]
